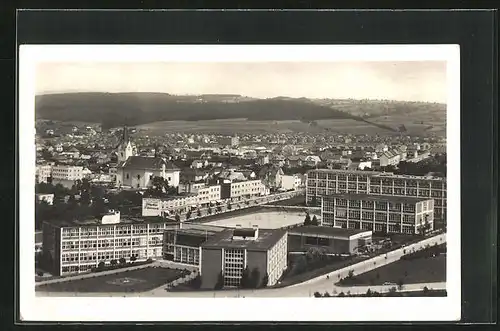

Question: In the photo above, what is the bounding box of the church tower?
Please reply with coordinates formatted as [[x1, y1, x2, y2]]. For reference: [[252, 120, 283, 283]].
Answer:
[[116, 126, 135, 163]]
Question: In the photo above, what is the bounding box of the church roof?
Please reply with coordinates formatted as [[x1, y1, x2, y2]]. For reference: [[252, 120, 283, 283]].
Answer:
[[120, 156, 180, 171]]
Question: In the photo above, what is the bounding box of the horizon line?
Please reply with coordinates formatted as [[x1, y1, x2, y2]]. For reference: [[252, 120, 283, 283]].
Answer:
[[35, 91, 446, 104]]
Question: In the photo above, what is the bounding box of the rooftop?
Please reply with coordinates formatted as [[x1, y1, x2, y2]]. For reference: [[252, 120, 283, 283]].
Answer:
[[119, 156, 180, 171], [307, 169, 381, 175], [201, 228, 286, 251], [288, 225, 371, 239], [43, 216, 177, 229], [323, 193, 432, 204]]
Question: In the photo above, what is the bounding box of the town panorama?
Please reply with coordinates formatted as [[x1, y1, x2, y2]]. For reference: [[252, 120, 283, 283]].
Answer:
[[34, 92, 447, 298]]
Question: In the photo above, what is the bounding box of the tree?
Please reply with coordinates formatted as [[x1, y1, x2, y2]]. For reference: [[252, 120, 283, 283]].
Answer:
[[261, 273, 269, 288], [98, 261, 105, 269], [175, 213, 181, 222], [227, 202, 232, 210], [110, 259, 118, 266], [130, 255, 137, 263], [366, 288, 372, 297], [192, 275, 202, 289], [197, 208, 202, 217], [250, 268, 261, 288], [240, 267, 250, 289], [348, 270, 354, 279], [207, 206, 212, 215], [337, 292, 345, 297], [311, 215, 319, 226], [119, 257, 126, 264], [323, 292, 331, 297], [423, 286, 429, 295], [389, 286, 397, 294], [214, 271, 224, 290], [304, 213, 312, 226], [186, 211, 192, 220], [397, 279, 404, 291], [313, 291, 322, 298]]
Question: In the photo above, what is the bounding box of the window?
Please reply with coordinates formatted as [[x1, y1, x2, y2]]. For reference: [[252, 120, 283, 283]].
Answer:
[[126, 173, 130, 179]]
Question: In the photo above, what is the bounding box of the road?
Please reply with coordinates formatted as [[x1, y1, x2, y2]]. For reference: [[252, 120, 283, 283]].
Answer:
[[37, 234, 446, 298]]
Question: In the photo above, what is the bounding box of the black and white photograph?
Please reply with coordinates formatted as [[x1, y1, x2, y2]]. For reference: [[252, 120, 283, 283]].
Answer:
[[19, 45, 461, 322]]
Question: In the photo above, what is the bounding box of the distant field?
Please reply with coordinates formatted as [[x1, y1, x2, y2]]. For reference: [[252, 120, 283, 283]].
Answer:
[[137, 118, 401, 135]]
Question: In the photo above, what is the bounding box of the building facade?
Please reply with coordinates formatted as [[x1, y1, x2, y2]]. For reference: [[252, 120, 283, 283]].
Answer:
[[36, 164, 52, 183], [321, 194, 434, 234], [116, 156, 181, 189], [287, 226, 373, 254], [200, 227, 287, 289], [162, 224, 225, 266], [306, 169, 446, 221], [220, 179, 267, 200], [42, 217, 170, 276], [51, 165, 84, 181], [142, 195, 199, 217]]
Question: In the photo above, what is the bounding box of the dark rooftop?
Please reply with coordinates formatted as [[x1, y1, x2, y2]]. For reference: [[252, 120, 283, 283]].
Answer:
[[120, 156, 180, 171], [288, 225, 371, 239], [324, 193, 432, 204], [201, 228, 286, 251]]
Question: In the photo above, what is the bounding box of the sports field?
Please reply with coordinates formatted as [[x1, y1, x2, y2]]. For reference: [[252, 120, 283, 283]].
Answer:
[[203, 210, 313, 229], [36, 267, 189, 293]]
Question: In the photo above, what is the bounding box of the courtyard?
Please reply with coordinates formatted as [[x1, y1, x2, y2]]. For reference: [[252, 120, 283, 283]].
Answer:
[[36, 267, 190, 293]]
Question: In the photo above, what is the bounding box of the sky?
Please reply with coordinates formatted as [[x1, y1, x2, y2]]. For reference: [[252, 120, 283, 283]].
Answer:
[[36, 61, 447, 103]]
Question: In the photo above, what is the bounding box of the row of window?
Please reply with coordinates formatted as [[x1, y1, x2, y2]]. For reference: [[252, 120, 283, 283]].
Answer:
[[307, 175, 445, 189], [63, 226, 166, 238]]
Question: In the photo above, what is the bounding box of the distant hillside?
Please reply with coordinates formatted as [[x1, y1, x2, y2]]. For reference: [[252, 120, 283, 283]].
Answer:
[[35, 92, 445, 131], [36, 92, 361, 129], [310, 98, 446, 120]]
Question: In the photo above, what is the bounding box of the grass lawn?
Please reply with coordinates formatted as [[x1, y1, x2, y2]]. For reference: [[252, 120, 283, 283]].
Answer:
[[272, 254, 370, 288], [266, 195, 306, 207], [36, 267, 190, 293], [336, 254, 446, 287]]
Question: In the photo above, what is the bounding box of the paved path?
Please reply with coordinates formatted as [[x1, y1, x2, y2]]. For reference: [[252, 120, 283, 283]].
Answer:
[[37, 234, 446, 297]]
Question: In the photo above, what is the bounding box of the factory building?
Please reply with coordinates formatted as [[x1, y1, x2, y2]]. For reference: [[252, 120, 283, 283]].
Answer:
[[162, 223, 225, 266], [199, 226, 287, 289], [321, 193, 434, 235], [287, 226, 372, 255], [305, 169, 446, 221], [42, 211, 172, 276]]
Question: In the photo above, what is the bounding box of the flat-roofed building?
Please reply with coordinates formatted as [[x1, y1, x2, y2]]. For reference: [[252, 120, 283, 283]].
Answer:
[[42, 213, 174, 276], [287, 225, 372, 254], [306, 169, 446, 221], [200, 227, 287, 289], [163, 224, 226, 266], [142, 194, 198, 217], [321, 193, 434, 235]]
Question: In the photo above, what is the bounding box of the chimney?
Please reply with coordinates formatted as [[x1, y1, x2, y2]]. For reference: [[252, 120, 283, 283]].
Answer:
[[253, 225, 259, 239]]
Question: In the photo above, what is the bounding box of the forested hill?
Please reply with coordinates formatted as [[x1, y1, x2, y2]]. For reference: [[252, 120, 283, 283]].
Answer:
[[35, 92, 445, 131]]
